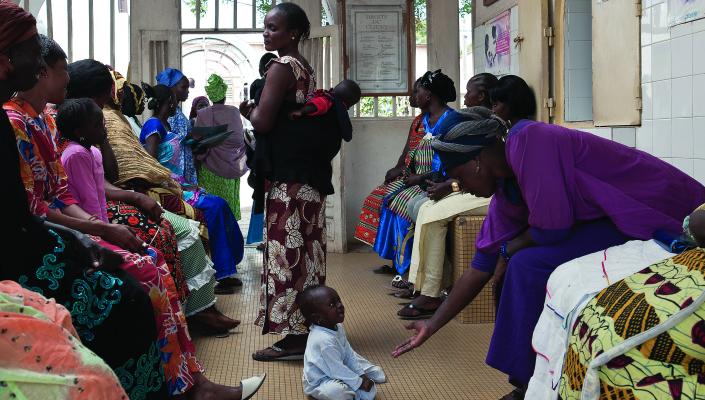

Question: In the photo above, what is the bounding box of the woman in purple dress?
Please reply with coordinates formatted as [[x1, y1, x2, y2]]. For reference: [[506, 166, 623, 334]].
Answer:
[[392, 76, 705, 399]]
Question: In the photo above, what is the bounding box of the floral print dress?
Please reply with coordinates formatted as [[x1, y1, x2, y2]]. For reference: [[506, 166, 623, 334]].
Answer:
[[255, 56, 323, 335]]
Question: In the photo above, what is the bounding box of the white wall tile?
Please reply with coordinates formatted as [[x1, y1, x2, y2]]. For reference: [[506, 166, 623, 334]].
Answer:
[[642, 45, 652, 82], [566, 0, 590, 13], [694, 31, 705, 74], [671, 22, 693, 38], [672, 76, 693, 118], [613, 127, 636, 147], [695, 159, 705, 185], [653, 80, 672, 119], [652, 40, 671, 81], [651, 2, 670, 43], [671, 36, 693, 78], [583, 128, 612, 140], [672, 117, 694, 157], [653, 119, 673, 157], [642, 7, 652, 46], [642, 83, 653, 120], [637, 120, 653, 153], [671, 158, 695, 175], [693, 117, 705, 158], [566, 11, 592, 41], [694, 74, 705, 117], [694, 18, 705, 33], [566, 41, 592, 69], [510, 6, 518, 32]]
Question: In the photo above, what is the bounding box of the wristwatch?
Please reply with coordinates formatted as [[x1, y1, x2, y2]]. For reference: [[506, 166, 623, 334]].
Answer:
[[451, 181, 461, 193]]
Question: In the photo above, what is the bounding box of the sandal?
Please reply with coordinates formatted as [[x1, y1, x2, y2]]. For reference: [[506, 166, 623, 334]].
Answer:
[[499, 388, 525, 400], [373, 264, 396, 275], [218, 277, 243, 287], [252, 345, 304, 362], [384, 275, 412, 291], [392, 288, 418, 299], [397, 303, 437, 320]]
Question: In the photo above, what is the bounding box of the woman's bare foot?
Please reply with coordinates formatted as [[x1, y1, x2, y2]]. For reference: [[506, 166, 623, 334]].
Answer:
[[188, 306, 240, 336], [184, 373, 243, 399]]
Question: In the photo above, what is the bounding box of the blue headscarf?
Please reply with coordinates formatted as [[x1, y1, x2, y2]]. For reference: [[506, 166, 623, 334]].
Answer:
[[156, 68, 185, 88]]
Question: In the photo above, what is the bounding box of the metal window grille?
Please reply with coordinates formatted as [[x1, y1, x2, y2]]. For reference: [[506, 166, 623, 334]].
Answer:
[[353, 96, 418, 118], [181, 0, 278, 32], [28, 0, 125, 69]]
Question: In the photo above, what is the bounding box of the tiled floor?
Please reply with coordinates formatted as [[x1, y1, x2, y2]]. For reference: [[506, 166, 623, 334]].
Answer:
[[194, 247, 511, 399]]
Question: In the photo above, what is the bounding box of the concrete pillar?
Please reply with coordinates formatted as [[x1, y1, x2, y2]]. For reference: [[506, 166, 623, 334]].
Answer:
[[289, 0, 321, 29], [129, 0, 181, 84], [427, 1, 461, 108]]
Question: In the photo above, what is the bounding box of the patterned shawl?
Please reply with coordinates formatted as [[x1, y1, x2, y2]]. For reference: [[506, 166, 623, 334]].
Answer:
[[103, 107, 181, 194]]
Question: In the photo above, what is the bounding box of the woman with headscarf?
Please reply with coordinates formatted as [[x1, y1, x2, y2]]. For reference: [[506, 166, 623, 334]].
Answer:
[[122, 81, 146, 136], [392, 76, 705, 400], [141, 82, 245, 292], [240, 3, 350, 361], [193, 73, 249, 220], [7, 47, 265, 398], [373, 70, 458, 279], [352, 79, 423, 266], [156, 67, 198, 185], [189, 95, 209, 126], [0, 6, 168, 398], [398, 73, 499, 319], [63, 60, 239, 326]]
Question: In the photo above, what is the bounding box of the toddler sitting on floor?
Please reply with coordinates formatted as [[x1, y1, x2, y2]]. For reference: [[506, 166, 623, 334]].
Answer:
[[300, 285, 386, 400]]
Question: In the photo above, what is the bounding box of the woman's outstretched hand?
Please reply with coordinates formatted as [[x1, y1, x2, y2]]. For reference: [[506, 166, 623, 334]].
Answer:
[[391, 320, 433, 358]]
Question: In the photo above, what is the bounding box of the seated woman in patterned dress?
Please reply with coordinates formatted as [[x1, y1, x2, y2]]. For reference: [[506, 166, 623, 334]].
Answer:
[[58, 97, 240, 335], [373, 70, 459, 278], [4, 43, 265, 399], [352, 78, 423, 269], [66, 60, 243, 295], [0, 10, 166, 397], [140, 82, 245, 292], [558, 206, 705, 400]]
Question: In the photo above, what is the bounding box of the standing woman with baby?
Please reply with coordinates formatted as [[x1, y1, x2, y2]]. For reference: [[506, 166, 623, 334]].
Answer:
[[240, 2, 333, 362]]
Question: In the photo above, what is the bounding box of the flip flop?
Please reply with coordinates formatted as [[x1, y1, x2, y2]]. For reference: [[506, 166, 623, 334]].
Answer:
[[241, 373, 267, 400], [252, 345, 304, 362], [373, 264, 396, 275], [397, 304, 437, 320]]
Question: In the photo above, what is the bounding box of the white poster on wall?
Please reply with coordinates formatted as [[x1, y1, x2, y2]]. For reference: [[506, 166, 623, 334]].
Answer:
[[483, 11, 511, 75], [670, 0, 705, 26]]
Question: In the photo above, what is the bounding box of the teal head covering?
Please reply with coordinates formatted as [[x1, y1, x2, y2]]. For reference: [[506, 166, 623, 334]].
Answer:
[[205, 74, 228, 103]]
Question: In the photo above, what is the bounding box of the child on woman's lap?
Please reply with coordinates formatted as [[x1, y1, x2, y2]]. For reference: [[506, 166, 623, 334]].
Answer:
[[300, 285, 386, 400]]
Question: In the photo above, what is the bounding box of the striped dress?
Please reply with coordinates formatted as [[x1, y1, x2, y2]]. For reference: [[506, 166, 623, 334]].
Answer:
[[386, 136, 436, 221], [353, 115, 426, 246]]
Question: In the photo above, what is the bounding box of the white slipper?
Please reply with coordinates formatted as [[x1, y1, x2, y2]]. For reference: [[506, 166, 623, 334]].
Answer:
[[241, 373, 266, 400]]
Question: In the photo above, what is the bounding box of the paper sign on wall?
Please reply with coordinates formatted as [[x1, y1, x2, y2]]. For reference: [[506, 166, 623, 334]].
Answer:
[[670, 0, 705, 26], [483, 10, 511, 75]]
